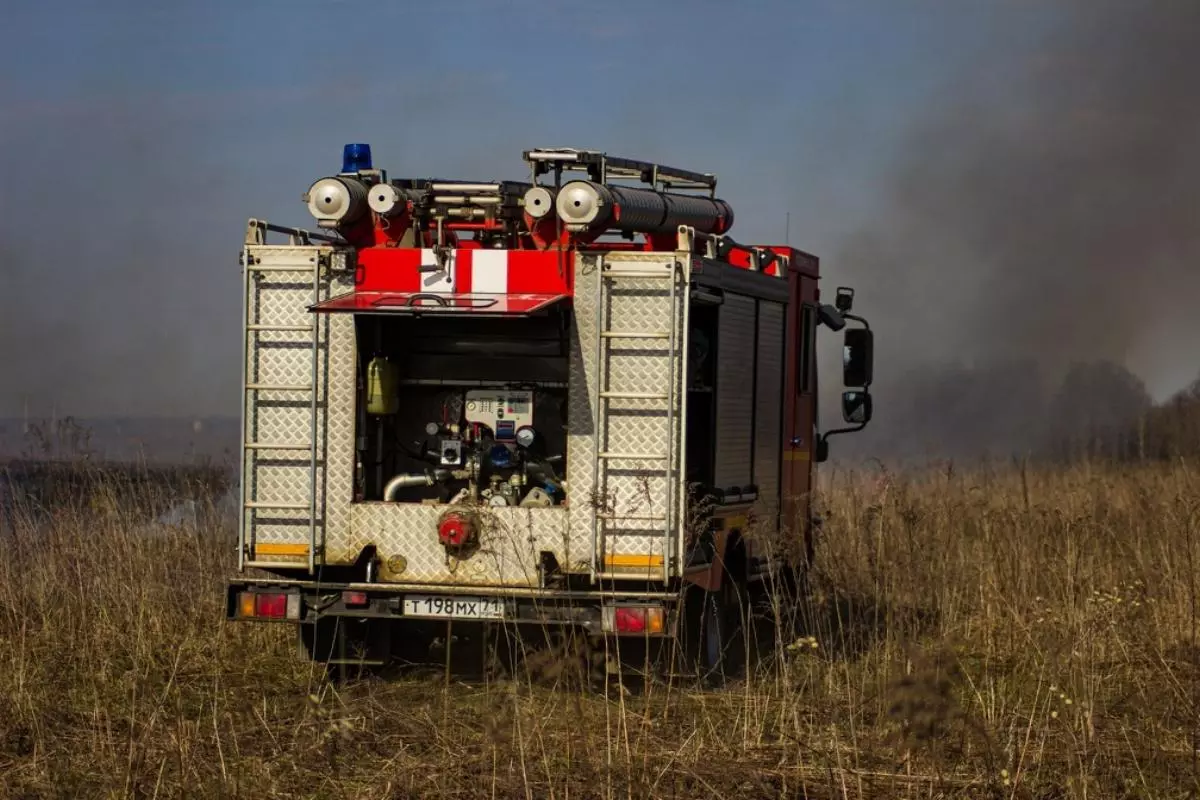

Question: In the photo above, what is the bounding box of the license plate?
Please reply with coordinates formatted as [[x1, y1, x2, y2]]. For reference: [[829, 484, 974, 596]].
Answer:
[[402, 594, 506, 620]]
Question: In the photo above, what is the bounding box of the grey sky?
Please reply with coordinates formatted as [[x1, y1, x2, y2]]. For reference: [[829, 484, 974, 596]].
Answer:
[[1, 1, 1195, 423]]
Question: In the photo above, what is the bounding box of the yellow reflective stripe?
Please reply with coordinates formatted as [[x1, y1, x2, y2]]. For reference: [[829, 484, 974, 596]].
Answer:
[[254, 543, 310, 557], [784, 450, 811, 461], [604, 554, 665, 569]]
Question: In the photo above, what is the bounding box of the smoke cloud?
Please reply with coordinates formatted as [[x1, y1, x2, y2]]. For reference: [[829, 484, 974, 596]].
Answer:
[[826, 0, 1200, 462]]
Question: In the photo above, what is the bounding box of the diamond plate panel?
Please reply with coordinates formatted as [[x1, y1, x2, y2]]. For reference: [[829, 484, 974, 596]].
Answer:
[[242, 245, 343, 563], [334, 504, 571, 585], [253, 340, 315, 390], [320, 308, 355, 547], [567, 252, 602, 566], [592, 255, 687, 563], [753, 301, 785, 529], [713, 293, 756, 489], [251, 402, 312, 447]]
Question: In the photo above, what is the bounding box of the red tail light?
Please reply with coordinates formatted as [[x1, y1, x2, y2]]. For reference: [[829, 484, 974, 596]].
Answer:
[[614, 606, 647, 633], [605, 604, 666, 635], [236, 590, 301, 620], [342, 590, 369, 607], [255, 593, 288, 618]]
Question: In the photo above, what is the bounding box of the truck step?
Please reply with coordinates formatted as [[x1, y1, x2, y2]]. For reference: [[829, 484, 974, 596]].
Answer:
[[245, 264, 315, 273], [245, 383, 315, 393], [601, 269, 677, 279], [247, 324, 315, 332], [599, 391, 668, 400], [600, 330, 670, 339], [597, 513, 668, 521], [244, 501, 311, 510], [597, 452, 669, 461], [244, 441, 314, 450]]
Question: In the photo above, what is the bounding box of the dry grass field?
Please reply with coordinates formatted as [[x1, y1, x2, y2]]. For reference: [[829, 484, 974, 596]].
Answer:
[[1, 458, 1197, 799]]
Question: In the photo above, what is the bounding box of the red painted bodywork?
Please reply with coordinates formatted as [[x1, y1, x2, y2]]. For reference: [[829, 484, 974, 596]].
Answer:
[[782, 252, 820, 562], [349, 248, 572, 295]]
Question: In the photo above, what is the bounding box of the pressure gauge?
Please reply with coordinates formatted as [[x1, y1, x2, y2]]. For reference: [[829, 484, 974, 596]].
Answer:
[[515, 426, 536, 448]]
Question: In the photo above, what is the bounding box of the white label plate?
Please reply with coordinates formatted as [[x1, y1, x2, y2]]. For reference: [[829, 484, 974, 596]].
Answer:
[[402, 594, 506, 620]]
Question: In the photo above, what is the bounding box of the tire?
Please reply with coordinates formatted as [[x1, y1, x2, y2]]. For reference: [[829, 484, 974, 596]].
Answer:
[[674, 576, 747, 687]]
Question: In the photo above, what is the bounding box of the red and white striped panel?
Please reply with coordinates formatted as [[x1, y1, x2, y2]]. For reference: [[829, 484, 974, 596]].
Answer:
[[311, 291, 567, 316], [356, 248, 572, 296]]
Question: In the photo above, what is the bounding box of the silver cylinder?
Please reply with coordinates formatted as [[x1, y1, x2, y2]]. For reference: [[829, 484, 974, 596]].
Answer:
[[306, 176, 369, 224], [555, 180, 733, 235]]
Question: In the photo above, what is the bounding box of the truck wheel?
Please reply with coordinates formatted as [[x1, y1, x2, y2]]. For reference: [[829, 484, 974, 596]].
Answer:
[[676, 577, 746, 686], [746, 569, 810, 674]]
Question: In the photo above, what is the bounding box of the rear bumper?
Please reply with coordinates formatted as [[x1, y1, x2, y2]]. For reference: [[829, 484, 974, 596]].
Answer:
[[225, 578, 680, 636]]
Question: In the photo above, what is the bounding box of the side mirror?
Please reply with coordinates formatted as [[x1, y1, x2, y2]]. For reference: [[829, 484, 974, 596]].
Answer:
[[843, 328, 874, 387], [841, 390, 872, 425]]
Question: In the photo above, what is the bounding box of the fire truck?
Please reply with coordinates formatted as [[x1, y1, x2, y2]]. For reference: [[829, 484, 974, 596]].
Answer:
[[225, 144, 874, 682]]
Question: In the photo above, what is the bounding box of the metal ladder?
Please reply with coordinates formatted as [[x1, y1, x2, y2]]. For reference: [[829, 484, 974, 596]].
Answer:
[[591, 259, 683, 584], [239, 248, 324, 573]]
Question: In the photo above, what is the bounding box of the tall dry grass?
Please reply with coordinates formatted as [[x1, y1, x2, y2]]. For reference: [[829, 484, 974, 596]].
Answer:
[[0, 459, 1197, 798]]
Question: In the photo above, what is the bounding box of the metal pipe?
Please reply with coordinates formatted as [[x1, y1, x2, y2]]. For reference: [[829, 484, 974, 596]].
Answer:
[[433, 195, 502, 205], [590, 266, 607, 583], [245, 218, 342, 245], [383, 472, 437, 501], [431, 182, 502, 193], [676, 258, 692, 586], [238, 244, 250, 572], [309, 255, 321, 574], [663, 259, 680, 584]]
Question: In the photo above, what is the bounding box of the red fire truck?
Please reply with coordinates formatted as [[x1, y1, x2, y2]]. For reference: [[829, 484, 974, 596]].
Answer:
[[225, 144, 874, 682]]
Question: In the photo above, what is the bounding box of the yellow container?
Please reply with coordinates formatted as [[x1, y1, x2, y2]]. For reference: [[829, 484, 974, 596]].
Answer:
[[366, 356, 399, 415]]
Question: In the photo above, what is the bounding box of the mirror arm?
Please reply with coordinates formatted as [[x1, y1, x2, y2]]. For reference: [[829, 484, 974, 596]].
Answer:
[[819, 419, 868, 445], [842, 312, 870, 332]]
